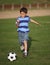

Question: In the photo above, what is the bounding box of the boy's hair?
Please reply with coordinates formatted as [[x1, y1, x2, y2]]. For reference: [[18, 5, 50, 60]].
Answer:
[[20, 7, 28, 14]]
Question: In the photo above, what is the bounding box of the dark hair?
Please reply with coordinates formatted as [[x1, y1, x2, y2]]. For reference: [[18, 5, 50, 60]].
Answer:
[[20, 7, 28, 13]]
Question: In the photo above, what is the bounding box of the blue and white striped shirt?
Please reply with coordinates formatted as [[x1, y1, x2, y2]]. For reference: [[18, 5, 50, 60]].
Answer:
[[17, 16, 30, 33]]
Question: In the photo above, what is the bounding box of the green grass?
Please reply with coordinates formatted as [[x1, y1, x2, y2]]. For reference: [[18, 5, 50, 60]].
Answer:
[[0, 0, 50, 4], [0, 16, 50, 65]]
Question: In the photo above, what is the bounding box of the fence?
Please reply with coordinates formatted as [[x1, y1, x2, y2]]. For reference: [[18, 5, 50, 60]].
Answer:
[[0, 3, 50, 10]]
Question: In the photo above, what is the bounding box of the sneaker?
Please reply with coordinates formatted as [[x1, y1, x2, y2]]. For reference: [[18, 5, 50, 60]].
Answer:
[[20, 45, 24, 51], [23, 51, 27, 57]]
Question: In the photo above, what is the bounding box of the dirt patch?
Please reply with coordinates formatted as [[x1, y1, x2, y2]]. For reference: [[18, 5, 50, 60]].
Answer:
[[0, 10, 50, 19]]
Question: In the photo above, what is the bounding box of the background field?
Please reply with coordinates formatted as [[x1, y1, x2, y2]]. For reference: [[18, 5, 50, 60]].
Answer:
[[0, 0, 50, 4], [0, 16, 50, 65], [0, 0, 50, 11]]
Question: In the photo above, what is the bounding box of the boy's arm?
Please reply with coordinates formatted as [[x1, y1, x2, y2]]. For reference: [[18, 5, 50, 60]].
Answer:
[[16, 20, 20, 27], [30, 19, 40, 25]]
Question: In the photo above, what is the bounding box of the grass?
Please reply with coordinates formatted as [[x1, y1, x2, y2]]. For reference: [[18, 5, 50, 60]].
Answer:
[[0, 16, 50, 65], [0, 0, 36, 4], [0, 0, 50, 4]]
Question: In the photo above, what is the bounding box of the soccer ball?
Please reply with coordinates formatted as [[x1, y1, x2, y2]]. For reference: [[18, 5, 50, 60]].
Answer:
[[8, 52, 17, 61]]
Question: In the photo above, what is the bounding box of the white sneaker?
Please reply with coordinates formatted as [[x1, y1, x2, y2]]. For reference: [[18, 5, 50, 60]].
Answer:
[[23, 51, 27, 57], [20, 45, 24, 51]]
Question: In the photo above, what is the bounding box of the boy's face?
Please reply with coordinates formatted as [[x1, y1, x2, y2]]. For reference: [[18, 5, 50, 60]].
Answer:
[[20, 12, 26, 18]]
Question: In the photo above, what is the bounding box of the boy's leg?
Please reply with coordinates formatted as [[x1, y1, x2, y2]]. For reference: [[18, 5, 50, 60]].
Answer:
[[23, 40, 28, 56], [20, 42, 24, 51], [18, 32, 24, 51], [23, 32, 29, 56], [18, 32, 29, 56], [24, 40, 27, 52]]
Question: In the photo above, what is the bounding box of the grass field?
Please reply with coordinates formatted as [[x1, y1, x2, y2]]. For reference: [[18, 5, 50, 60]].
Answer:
[[0, 16, 50, 65], [0, 0, 50, 4]]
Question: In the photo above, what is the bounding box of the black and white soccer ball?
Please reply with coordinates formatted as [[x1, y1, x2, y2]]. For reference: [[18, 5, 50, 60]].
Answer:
[[8, 52, 17, 61]]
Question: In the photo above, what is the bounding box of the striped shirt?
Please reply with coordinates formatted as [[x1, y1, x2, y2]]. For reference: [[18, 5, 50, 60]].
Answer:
[[17, 16, 30, 33]]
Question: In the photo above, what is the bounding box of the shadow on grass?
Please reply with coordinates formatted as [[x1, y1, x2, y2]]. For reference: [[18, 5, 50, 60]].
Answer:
[[28, 37, 39, 55]]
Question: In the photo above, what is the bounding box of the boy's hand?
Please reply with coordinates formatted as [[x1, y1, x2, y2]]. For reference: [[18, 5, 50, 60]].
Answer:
[[17, 20, 20, 23], [16, 20, 20, 28], [30, 19, 41, 26], [37, 23, 41, 26], [36, 22, 40, 25], [35, 22, 41, 26]]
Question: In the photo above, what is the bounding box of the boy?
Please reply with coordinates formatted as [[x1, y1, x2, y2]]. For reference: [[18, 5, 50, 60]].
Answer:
[[16, 7, 40, 57]]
